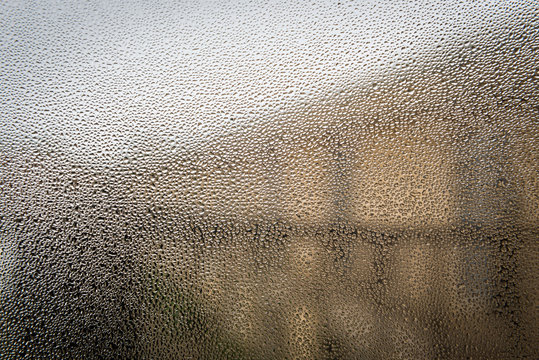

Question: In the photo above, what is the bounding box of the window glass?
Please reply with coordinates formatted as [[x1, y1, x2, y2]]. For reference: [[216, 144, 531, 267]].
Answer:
[[1, 1, 538, 358]]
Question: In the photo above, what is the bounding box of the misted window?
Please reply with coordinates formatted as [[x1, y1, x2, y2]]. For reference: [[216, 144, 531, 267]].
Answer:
[[1, 1, 538, 359]]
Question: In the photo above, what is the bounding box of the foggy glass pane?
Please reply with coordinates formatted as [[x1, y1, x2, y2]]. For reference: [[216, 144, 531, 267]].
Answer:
[[1, 1, 538, 358]]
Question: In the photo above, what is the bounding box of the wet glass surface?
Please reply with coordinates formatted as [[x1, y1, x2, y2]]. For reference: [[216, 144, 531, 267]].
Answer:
[[1, 1, 538, 358]]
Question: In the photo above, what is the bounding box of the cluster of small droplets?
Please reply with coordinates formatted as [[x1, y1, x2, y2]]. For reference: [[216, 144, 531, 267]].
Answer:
[[1, 0, 538, 359]]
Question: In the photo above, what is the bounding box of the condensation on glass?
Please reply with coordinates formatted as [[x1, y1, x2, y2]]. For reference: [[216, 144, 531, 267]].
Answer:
[[1, 1, 538, 359]]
